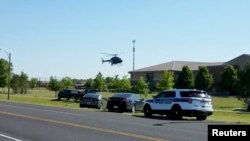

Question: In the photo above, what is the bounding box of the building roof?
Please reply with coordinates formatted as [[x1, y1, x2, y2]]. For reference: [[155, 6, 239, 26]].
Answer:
[[129, 61, 223, 73], [129, 54, 250, 73], [225, 54, 250, 66]]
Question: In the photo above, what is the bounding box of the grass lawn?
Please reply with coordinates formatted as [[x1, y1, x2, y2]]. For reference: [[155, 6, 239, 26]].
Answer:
[[1, 89, 250, 123]]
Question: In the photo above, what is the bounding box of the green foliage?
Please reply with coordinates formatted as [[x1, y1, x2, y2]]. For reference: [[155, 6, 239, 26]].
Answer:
[[0, 59, 9, 87], [10, 74, 20, 93], [237, 63, 250, 103], [60, 77, 73, 89], [93, 72, 106, 91], [30, 78, 38, 90], [176, 66, 194, 89], [84, 78, 94, 89], [156, 70, 174, 91], [134, 77, 149, 97], [19, 72, 29, 94], [195, 66, 214, 90], [49, 77, 61, 94], [10, 72, 29, 94], [220, 65, 238, 94], [105, 75, 131, 92]]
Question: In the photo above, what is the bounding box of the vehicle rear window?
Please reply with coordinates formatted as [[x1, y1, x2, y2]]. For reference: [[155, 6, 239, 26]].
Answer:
[[84, 93, 99, 98], [180, 91, 208, 98]]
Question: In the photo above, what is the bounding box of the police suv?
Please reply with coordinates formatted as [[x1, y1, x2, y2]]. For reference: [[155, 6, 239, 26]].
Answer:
[[137, 89, 213, 120]]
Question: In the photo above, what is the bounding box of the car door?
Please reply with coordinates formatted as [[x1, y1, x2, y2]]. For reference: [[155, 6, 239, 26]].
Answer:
[[151, 91, 175, 110]]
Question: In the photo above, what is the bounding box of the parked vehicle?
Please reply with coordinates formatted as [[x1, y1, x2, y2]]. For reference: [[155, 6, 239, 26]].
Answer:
[[58, 89, 83, 100], [107, 93, 141, 112], [135, 89, 213, 120], [80, 93, 107, 109]]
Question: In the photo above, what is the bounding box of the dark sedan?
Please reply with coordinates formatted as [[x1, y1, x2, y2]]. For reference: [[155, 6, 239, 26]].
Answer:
[[107, 93, 140, 112], [80, 93, 107, 109]]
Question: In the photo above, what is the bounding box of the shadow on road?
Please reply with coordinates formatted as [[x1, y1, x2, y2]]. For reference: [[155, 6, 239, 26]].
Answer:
[[132, 115, 219, 126]]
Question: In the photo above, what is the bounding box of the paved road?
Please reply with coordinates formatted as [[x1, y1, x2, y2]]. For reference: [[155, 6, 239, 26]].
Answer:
[[0, 101, 218, 141]]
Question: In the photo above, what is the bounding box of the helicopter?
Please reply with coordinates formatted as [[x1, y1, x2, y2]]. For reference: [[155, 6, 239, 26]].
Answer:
[[101, 53, 123, 65]]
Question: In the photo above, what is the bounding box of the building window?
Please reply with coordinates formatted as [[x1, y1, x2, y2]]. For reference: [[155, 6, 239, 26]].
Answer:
[[146, 73, 154, 82]]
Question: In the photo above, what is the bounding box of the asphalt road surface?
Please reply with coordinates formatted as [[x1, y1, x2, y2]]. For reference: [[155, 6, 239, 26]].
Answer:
[[0, 101, 218, 141]]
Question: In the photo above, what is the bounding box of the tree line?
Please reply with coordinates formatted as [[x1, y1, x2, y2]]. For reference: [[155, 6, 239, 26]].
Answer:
[[0, 57, 250, 104]]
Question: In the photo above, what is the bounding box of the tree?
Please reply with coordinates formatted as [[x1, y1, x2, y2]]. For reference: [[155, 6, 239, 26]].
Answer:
[[176, 66, 194, 89], [19, 72, 28, 94], [60, 77, 73, 89], [156, 70, 174, 91], [220, 65, 238, 94], [118, 75, 131, 92], [237, 63, 250, 103], [10, 74, 20, 94], [195, 66, 214, 90], [93, 72, 105, 91], [134, 77, 149, 97], [49, 76, 61, 96], [0, 59, 9, 88], [30, 78, 38, 91], [84, 78, 94, 89]]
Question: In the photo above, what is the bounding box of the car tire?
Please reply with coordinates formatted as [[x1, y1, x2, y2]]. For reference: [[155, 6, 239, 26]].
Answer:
[[171, 105, 182, 119], [80, 104, 83, 108], [247, 104, 250, 111], [144, 105, 152, 117], [196, 115, 207, 120], [108, 108, 113, 112]]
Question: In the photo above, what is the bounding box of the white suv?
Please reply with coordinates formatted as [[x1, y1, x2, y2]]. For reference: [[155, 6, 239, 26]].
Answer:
[[136, 89, 213, 120]]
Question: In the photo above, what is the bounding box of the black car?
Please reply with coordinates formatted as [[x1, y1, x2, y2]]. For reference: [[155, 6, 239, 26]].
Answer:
[[107, 93, 140, 112], [80, 93, 107, 109], [58, 89, 83, 100]]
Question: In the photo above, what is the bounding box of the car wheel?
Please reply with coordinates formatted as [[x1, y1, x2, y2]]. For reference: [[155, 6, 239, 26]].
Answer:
[[80, 104, 83, 108], [196, 115, 207, 120], [171, 105, 182, 119], [108, 108, 113, 112], [144, 105, 152, 117], [58, 97, 61, 101], [247, 104, 250, 111]]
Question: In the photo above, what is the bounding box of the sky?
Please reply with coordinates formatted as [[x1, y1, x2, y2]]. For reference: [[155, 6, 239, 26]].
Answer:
[[0, 0, 249, 80]]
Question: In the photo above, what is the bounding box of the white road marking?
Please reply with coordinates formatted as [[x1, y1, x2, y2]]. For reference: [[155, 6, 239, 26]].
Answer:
[[0, 134, 22, 141]]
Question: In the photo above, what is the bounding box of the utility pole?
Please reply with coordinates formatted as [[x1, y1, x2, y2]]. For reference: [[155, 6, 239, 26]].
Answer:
[[7, 53, 11, 100], [132, 40, 136, 71]]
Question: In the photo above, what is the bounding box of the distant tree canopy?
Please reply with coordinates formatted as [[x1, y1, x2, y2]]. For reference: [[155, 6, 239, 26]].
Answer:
[[237, 63, 250, 103], [49, 76, 61, 94], [84, 78, 94, 89], [60, 77, 73, 89], [156, 70, 174, 91], [220, 65, 238, 94], [0, 59, 9, 88], [176, 66, 194, 89], [134, 77, 149, 97], [30, 78, 38, 90], [195, 66, 214, 90], [10, 72, 29, 94], [93, 72, 106, 91]]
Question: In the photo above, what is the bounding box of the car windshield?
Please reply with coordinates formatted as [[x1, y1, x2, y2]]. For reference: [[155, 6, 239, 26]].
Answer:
[[180, 91, 209, 98], [113, 93, 131, 98]]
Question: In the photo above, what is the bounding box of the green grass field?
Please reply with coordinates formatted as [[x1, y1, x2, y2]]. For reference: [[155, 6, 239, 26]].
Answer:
[[1, 89, 250, 123]]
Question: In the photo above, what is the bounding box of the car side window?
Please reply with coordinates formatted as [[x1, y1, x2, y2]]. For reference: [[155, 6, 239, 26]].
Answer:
[[164, 91, 176, 98], [156, 92, 165, 98]]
